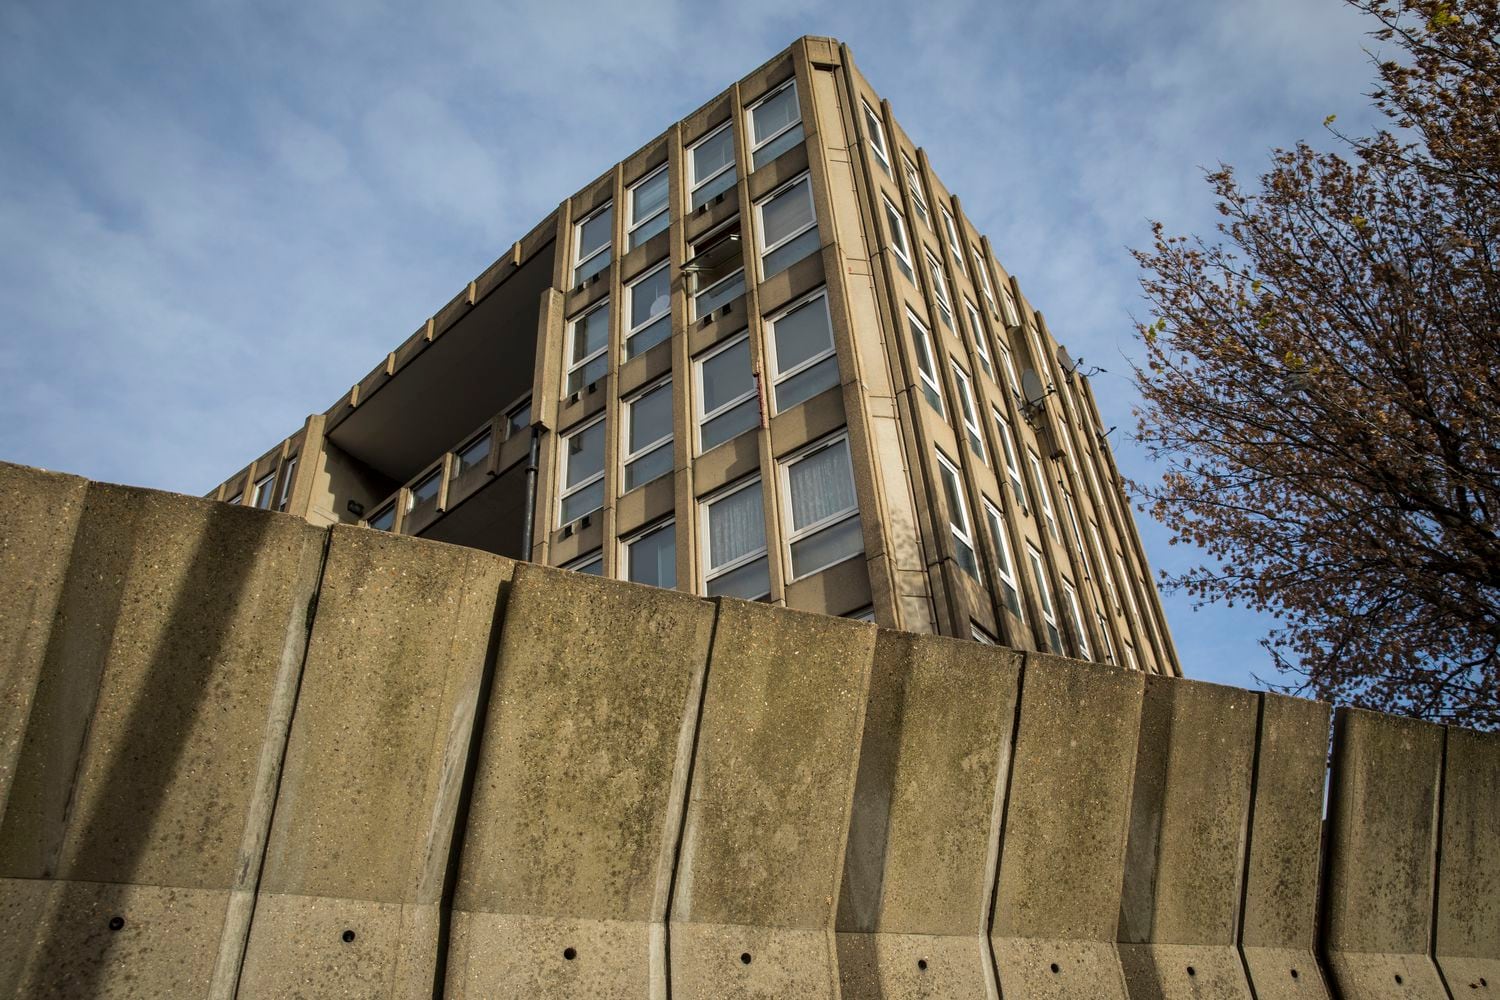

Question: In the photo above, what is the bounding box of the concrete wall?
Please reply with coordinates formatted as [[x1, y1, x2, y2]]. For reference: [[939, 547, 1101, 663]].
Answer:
[[1, 461, 1496, 999]]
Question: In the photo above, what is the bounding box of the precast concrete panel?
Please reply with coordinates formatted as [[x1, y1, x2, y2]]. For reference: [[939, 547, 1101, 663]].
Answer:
[[1239, 694, 1333, 999], [1117, 676, 1258, 999], [0, 482, 326, 999], [669, 599, 877, 1000], [238, 526, 514, 999], [990, 652, 1146, 999], [1434, 727, 1500, 994], [1322, 707, 1450, 998], [835, 631, 1021, 999], [444, 564, 717, 999]]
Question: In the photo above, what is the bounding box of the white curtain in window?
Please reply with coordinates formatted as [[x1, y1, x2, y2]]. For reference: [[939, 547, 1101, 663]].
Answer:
[[789, 440, 855, 530], [709, 482, 765, 566]]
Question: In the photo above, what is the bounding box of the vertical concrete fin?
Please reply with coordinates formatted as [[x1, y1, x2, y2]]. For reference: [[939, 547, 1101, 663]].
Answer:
[[1321, 707, 1450, 998], [235, 526, 514, 999], [835, 631, 1021, 999], [989, 652, 1145, 999], [442, 564, 716, 999], [1117, 676, 1259, 999], [0, 482, 326, 999], [668, 599, 877, 1000], [1433, 726, 1500, 994], [1238, 693, 1333, 999]]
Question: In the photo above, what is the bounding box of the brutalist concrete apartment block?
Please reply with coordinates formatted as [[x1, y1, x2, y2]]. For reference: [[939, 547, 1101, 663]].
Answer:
[[208, 35, 1179, 672]]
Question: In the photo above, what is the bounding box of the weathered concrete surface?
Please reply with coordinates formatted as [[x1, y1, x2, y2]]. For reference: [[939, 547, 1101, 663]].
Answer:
[[1117, 676, 1259, 1000], [1322, 708, 1449, 999], [0, 463, 88, 819], [1239, 693, 1333, 1000], [835, 631, 1021, 999], [669, 599, 876, 1000], [238, 526, 513, 999], [990, 653, 1146, 999], [1434, 726, 1500, 994], [445, 564, 717, 999], [0, 482, 326, 999]]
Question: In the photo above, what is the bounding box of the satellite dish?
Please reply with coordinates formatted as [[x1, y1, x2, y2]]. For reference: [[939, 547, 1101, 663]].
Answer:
[[1021, 369, 1048, 408], [1055, 345, 1080, 375]]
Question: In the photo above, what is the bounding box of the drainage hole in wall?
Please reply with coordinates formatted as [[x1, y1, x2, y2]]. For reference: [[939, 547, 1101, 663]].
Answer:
[[108, 916, 124, 932], [740, 953, 752, 965], [1050, 963, 1060, 974], [1395, 974, 1403, 985], [1290, 969, 1299, 979], [1186, 966, 1196, 977], [917, 959, 928, 972], [563, 947, 577, 961], [341, 930, 355, 943]]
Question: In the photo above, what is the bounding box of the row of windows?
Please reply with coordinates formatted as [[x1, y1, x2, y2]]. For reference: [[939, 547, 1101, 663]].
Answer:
[[225, 456, 297, 513], [562, 430, 863, 598]]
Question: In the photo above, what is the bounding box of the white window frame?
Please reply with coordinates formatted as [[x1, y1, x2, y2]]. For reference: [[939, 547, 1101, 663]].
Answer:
[[564, 549, 604, 575], [907, 310, 944, 415], [694, 332, 759, 453], [700, 475, 769, 597], [572, 202, 613, 286], [861, 100, 891, 173], [765, 288, 836, 414], [276, 457, 297, 511], [407, 468, 441, 511], [746, 78, 802, 168], [689, 120, 737, 208], [626, 163, 670, 248], [992, 408, 1027, 510], [565, 298, 610, 394], [999, 285, 1021, 328], [625, 260, 672, 357], [778, 432, 862, 581], [936, 450, 981, 581], [1061, 579, 1091, 660], [1062, 488, 1092, 580], [1026, 544, 1063, 653], [226, 491, 243, 506], [950, 360, 986, 465], [964, 299, 993, 377], [1097, 611, 1118, 665], [882, 196, 914, 280], [844, 605, 876, 622], [252, 471, 276, 509], [971, 243, 996, 308], [982, 497, 1023, 621], [971, 624, 997, 644], [754, 171, 816, 279], [996, 336, 1022, 398], [1090, 520, 1120, 613], [367, 501, 396, 532], [1123, 640, 1140, 672], [901, 154, 931, 230], [687, 219, 745, 321], [939, 207, 966, 275], [559, 413, 607, 525], [1029, 450, 1060, 542], [622, 376, 674, 492], [925, 251, 954, 329], [623, 518, 676, 589]]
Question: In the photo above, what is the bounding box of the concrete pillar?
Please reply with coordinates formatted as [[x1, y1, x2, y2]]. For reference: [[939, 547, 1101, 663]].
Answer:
[[1433, 726, 1500, 994]]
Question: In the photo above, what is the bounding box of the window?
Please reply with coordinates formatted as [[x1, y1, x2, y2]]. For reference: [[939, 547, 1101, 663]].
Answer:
[[1118, 547, 1144, 630], [626, 262, 672, 360], [1060, 580, 1090, 660], [901, 154, 931, 230], [950, 360, 986, 464], [756, 173, 819, 279], [748, 79, 804, 169], [1096, 611, 1118, 665], [1028, 451, 1060, 542], [507, 398, 532, 437], [971, 244, 996, 308], [566, 550, 604, 575], [687, 219, 744, 320], [695, 333, 759, 451], [572, 202, 613, 286], [226, 491, 243, 506], [560, 415, 606, 525], [936, 451, 980, 580], [1090, 520, 1120, 612], [844, 606, 876, 622], [925, 252, 954, 330], [625, 520, 676, 589], [996, 336, 1021, 398], [982, 499, 1023, 618], [999, 285, 1021, 328], [276, 457, 297, 511], [1061, 488, 1091, 580], [565, 299, 610, 394], [702, 476, 769, 599], [882, 197, 914, 281], [767, 290, 837, 412], [992, 408, 1027, 509], [252, 471, 276, 509], [690, 121, 736, 209], [1026, 545, 1063, 653], [623, 378, 673, 491], [367, 503, 396, 532], [972, 624, 997, 644], [627, 165, 670, 249], [1123, 640, 1140, 672], [454, 431, 491, 477], [780, 433, 862, 579], [965, 300, 993, 377], [408, 469, 441, 511], [907, 311, 943, 415], [939, 208, 966, 276], [861, 101, 891, 175]]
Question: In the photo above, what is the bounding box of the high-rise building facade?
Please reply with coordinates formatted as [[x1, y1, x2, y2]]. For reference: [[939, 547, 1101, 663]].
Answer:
[[208, 36, 1180, 674]]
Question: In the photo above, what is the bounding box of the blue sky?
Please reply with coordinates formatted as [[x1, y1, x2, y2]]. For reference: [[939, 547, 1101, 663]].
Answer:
[[0, 0, 1385, 691]]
